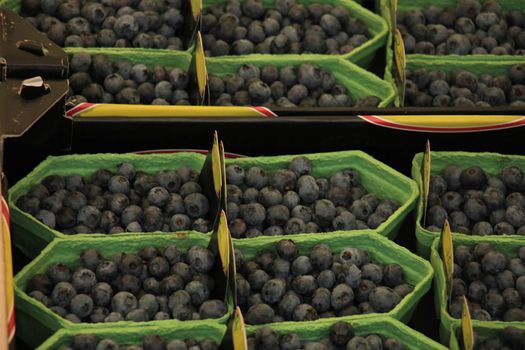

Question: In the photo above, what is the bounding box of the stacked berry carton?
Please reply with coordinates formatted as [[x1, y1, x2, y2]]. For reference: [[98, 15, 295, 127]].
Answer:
[[396, 0, 525, 109], [412, 151, 525, 257], [36, 322, 227, 350], [8, 152, 214, 258], [204, 54, 396, 108], [0, 0, 196, 52], [430, 235, 525, 344], [14, 233, 234, 348], [246, 316, 447, 350], [234, 232, 433, 328]]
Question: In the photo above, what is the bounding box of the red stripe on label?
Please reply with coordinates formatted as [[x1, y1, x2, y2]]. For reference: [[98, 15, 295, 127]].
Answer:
[[66, 103, 96, 118], [252, 106, 278, 118], [359, 115, 525, 133], [8, 307, 14, 342]]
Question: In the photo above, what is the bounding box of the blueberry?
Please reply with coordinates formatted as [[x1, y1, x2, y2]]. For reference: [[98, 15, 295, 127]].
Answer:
[[330, 284, 354, 310], [70, 293, 94, 318], [240, 203, 266, 226], [464, 198, 488, 221], [199, 299, 227, 319], [292, 303, 319, 321], [95, 260, 118, 283], [481, 250, 507, 274], [258, 186, 282, 207], [502, 167, 524, 191], [71, 334, 98, 350], [495, 222, 516, 235], [446, 34, 472, 55], [186, 246, 214, 273], [381, 263, 405, 288]]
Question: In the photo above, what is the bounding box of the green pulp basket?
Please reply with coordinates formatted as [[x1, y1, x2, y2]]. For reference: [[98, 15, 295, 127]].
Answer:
[[412, 151, 525, 258], [0, 0, 195, 55], [398, 0, 525, 62], [225, 150, 418, 240], [234, 231, 433, 329], [37, 322, 227, 350], [246, 315, 448, 350], [430, 235, 525, 344], [203, 0, 389, 68], [8, 152, 210, 258], [206, 55, 397, 107], [14, 233, 233, 348]]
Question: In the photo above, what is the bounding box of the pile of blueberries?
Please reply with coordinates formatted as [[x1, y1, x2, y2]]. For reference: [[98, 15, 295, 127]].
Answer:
[[225, 156, 400, 238], [21, 0, 186, 49], [16, 162, 211, 234], [449, 243, 525, 322], [202, 0, 370, 56], [209, 63, 380, 108], [236, 239, 413, 325], [26, 245, 228, 323], [67, 52, 192, 105], [249, 321, 406, 350], [405, 64, 525, 107], [472, 327, 525, 349], [425, 164, 525, 235], [60, 333, 218, 350], [399, 0, 525, 55]]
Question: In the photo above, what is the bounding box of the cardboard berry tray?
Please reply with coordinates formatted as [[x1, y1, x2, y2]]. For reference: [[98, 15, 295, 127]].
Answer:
[[448, 319, 525, 350], [224, 150, 418, 240], [8, 152, 215, 258], [0, 0, 197, 53], [430, 235, 525, 344], [397, 0, 525, 61], [234, 231, 433, 328], [14, 233, 233, 348], [205, 56, 397, 107], [36, 322, 227, 350], [8, 150, 417, 259], [202, 0, 389, 68], [246, 316, 448, 350], [412, 151, 525, 257], [406, 55, 525, 83]]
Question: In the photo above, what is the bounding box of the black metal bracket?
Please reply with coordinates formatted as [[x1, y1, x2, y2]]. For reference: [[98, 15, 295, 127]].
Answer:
[[0, 9, 68, 138]]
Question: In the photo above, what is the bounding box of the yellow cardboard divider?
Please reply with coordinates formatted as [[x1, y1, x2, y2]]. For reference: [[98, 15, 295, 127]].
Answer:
[[440, 219, 453, 307], [461, 296, 474, 350]]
